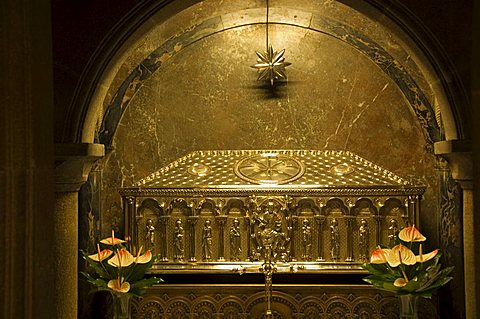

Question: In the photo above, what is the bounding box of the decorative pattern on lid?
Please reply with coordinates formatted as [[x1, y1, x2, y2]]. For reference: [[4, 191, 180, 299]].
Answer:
[[135, 150, 414, 189]]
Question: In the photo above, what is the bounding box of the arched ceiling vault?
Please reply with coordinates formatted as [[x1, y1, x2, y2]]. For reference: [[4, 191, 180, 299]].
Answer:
[[79, 0, 462, 146]]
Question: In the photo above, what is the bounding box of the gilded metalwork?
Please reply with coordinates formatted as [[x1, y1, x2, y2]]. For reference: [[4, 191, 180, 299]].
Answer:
[[358, 219, 369, 262], [301, 219, 312, 260], [145, 218, 155, 251], [135, 150, 416, 189], [230, 218, 242, 261], [329, 218, 340, 261], [250, 0, 291, 87], [202, 220, 213, 261], [187, 163, 212, 177], [234, 153, 305, 185], [251, 46, 292, 86], [250, 199, 291, 262], [121, 149, 425, 273], [130, 284, 439, 318], [173, 219, 185, 261], [331, 163, 355, 175], [388, 218, 399, 248]]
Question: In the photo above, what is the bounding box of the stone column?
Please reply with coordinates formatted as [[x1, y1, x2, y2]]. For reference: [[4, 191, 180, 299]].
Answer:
[[55, 143, 104, 318], [470, 3, 480, 318], [459, 180, 475, 318], [435, 140, 475, 319], [1, 0, 56, 318], [53, 192, 79, 318]]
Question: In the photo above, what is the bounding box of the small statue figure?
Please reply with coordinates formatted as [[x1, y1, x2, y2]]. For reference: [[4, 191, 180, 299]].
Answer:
[[202, 220, 213, 261], [388, 218, 399, 247], [230, 218, 241, 261], [273, 219, 288, 261], [330, 218, 340, 261], [302, 219, 312, 260], [173, 219, 184, 261], [358, 219, 369, 261], [145, 218, 155, 250]]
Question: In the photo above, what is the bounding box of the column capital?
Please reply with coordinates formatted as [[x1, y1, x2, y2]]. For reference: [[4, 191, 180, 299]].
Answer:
[[54, 143, 105, 192], [434, 140, 472, 185]]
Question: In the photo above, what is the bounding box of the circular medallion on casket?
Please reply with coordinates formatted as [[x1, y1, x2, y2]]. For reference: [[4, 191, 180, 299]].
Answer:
[[234, 153, 305, 184], [187, 163, 211, 176], [331, 163, 355, 175]]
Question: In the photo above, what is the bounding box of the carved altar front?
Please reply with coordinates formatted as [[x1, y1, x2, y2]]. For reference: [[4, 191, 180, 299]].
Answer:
[[120, 150, 431, 317]]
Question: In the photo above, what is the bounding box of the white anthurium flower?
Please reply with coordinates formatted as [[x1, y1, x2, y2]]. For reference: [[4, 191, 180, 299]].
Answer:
[[100, 230, 127, 246], [394, 277, 408, 287], [394, 276, 417, 287], [398, 225, 426, 242], [87, 248, 112, 262], [108, 248, 135, 268], [386, 244, 416, 267], [370, 247, 391, 264], [135, 250, 152, 264], [108, 279, 130, 293], [416, 245, 439, 263]]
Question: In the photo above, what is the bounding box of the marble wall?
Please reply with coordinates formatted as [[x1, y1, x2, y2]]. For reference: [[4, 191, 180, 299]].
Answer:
[[90, 1, 442, 249], [98, 23, 439, 245]]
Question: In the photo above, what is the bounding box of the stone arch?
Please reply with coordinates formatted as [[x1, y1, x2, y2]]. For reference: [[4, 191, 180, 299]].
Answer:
[[76, 0, 464, 145]]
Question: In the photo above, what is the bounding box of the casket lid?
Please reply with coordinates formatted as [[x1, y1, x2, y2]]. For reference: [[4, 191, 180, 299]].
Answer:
[[132, 150, 422, 191]]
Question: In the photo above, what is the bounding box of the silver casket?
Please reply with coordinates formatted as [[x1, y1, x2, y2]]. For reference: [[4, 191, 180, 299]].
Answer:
[[119, 150, 436, 318]]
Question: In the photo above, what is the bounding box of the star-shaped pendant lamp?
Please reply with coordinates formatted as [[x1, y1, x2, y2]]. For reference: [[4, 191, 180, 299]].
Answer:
[[251, 0, 291, 86]]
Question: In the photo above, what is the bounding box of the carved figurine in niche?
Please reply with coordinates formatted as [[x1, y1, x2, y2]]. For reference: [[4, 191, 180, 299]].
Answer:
[[330, 218, 340, 261], [388, 219, 399, 247], [145, 218, 155, 251], [273, 219, 289, 261], [358, 219, 369, 261], [302, 219, 312, 260], [173, 219, 184, 261], [202, 219, 213, 261], [254, 205, 288, 262], [256, 213, 276, 259], [230, 218, 241, 261]]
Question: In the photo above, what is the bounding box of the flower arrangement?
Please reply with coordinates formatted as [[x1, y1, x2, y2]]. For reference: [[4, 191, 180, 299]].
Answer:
[[81, 230, 162, 297], [361, 225, 453, 298]]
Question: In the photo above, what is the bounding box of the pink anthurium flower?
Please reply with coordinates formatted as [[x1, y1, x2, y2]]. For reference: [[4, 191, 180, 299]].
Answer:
[[108, 248, 135, 268], [100, 230, 127, 246], [370, 247, 391, 264], [87, 248, 112, 262], [398, 225, 426, 242], [135, 250, 152, 264], [386, 244, 416, 267], [108, 278, 130, 293]]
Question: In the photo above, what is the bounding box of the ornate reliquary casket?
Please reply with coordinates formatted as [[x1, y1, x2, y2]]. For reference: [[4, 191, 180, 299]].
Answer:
[[119, 150, 432, 318]]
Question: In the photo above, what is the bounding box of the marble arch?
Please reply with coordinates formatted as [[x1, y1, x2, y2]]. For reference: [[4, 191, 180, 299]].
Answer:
[[78, 0, 464, 145]]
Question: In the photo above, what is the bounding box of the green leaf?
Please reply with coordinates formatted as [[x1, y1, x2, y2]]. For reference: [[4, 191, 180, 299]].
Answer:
[[80, 271, 108, 289], [402, 279, 421, 292]]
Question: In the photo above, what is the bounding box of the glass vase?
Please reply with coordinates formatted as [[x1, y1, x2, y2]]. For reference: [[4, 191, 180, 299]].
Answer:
[[112, 293, 131, 319], [398, 294, 419, 319]]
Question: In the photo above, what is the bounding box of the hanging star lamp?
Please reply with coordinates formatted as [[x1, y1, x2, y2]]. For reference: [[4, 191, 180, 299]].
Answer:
[[251, 0, 292, 86]]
